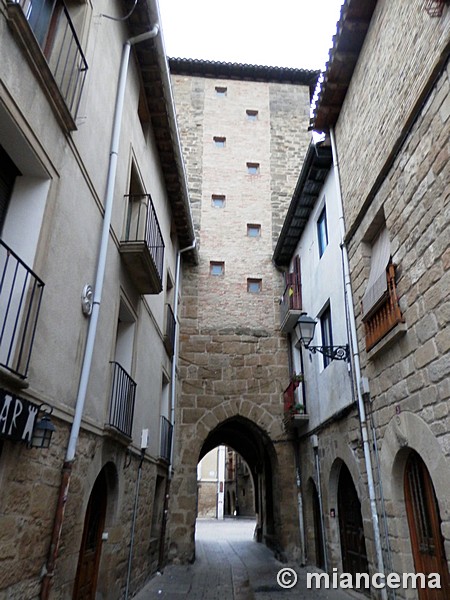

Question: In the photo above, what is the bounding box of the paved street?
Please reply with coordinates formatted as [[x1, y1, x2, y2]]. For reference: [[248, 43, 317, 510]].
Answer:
[[133, 518, 359, 599]]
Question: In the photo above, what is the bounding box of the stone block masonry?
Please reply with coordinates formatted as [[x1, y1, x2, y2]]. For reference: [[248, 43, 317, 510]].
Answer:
[[168, 69, 314, 564]]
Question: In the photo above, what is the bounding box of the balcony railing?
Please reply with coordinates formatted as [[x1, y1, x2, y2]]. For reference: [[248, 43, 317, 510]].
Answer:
[[0, 239, 45, 379], [283, 378, 308, 429], [108, 361, 136, 438], [8, 0, 88, 122], [160, 415, 173, 463], [363, 263, 404, 351], [279, 279, 302, 333], [163, 304, 176, 358], [120, 194, 165, 294]]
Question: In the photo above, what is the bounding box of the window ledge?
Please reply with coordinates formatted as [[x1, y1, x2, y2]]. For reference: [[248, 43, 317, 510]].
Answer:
[[367, 322, 407, 361], [6, 2, 77, 131], [103, 424, 132, 447], [0, 366, 29, 390]]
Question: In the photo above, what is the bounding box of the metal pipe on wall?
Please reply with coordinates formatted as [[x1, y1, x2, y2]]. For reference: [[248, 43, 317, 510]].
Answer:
[[330, 127, 387, 600], [40, 24, 159, 600]]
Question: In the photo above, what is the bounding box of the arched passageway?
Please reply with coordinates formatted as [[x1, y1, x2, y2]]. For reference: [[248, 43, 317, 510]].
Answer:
[[198, 416, 279, 550]]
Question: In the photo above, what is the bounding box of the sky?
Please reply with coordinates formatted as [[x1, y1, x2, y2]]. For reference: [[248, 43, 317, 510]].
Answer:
[[158, 0, 344, 72]]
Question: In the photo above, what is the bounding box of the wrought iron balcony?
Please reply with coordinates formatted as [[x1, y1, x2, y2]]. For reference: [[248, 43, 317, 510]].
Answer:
[[0, 239, 45, 380], [7, 0, 88, 129], [283, 378, 308, 429], [362, 263, 404, 351], [108, 361, 136, 439], [160, 415, 173, 463], [279, 280, 302, 333], [163, 304, 176, 358], [120, 194, 165, 295]]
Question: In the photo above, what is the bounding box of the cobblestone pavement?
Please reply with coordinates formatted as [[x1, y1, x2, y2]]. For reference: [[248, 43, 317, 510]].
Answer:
[[133, 518, 360, 599]]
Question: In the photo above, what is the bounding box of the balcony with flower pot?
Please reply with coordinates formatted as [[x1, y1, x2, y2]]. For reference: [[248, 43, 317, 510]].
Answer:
[[283, 374, 309, 430]]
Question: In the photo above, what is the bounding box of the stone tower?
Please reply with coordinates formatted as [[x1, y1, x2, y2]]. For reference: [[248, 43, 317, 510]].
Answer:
[[167, 60, 316, 562]]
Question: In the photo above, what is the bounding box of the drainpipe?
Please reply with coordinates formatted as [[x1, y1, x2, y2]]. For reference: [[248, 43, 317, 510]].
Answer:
[[330, 127, 387, 600], [169, 239, 196, 473], [40, 24, 159, 600], [157, 239, 196, 570]]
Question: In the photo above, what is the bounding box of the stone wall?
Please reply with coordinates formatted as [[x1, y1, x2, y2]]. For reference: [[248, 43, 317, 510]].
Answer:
[[335, 0, 450, 231], [0, 418, 163, 599], [342, 36, 450, 598], [168, 72, 313, 563]]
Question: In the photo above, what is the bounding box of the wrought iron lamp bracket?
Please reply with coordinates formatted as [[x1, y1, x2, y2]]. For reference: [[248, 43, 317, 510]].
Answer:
[[306, 344, 350, 362]]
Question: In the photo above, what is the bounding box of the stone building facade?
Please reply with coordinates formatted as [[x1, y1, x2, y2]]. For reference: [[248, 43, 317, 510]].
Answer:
[[0, 0, 195, 598], [167, 60, 317, 563], [311, 0, 450, 597]]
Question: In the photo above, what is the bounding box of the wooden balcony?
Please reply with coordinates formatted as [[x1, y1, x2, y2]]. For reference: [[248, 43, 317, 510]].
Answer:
[[363, 263, 404, 351]]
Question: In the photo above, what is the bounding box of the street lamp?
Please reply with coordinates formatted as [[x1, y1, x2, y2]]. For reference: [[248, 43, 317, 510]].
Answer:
[[31, 405, 56, 449], [295, 313, 350, 362]]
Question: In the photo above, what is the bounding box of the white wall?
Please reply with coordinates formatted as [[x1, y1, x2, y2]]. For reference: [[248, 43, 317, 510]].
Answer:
[[290, 168, 353, 428]]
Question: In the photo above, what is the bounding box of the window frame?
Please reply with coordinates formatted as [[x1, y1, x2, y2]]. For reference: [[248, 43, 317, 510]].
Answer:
[[247, 224, 261, 238], [317, 205, 328, 258], [246, 162, 260, 175], [211, 195, 226, 208], [320, 305, 333, 369], [247, 278, 262, 294], [210, 261, 225, 276]]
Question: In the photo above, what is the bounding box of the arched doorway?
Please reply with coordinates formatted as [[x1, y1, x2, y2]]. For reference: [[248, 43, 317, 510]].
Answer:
[[73, 469, 108, 599], [404, 451, 450, 598], [198, 416, 278, 550], [337, 463, 368, 578]]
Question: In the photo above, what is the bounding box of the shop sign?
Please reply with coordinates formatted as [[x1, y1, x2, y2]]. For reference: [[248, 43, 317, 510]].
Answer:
[[0, 388, 39, 444]]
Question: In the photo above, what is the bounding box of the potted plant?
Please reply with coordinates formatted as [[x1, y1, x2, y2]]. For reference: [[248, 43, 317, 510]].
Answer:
[[291, 373, 304, 383], [291, 402, 305, 415]]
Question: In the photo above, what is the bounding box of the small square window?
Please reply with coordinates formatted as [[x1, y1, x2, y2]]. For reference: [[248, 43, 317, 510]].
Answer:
[[317, 205, 328, 258], [213, 136, 226, 148], [247, 224, 261, 237], [210, 261, 225, 276], [212, 195, 226, 208], [247, 162, 260, 175], [246, 110, 258, 121], [215, 86, 227, 96], [247, 278, 262, 293]]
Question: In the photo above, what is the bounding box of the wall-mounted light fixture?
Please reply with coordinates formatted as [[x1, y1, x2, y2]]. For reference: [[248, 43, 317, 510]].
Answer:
[[295, 313, 350, 362], [31, 405, 55, 449]]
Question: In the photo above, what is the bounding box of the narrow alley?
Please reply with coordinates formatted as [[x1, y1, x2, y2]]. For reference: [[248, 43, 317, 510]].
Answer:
[[134, 519, 357, 599]]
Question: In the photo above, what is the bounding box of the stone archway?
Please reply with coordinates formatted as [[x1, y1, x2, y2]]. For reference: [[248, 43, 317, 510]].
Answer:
[[379, 411, 450, 580], [198, 416, 277, 547], [168, 408, 299, 564]]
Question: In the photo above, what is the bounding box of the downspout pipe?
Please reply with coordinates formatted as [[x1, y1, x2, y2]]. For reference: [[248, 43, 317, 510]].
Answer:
[[157, 239, 196, 571], [40, 24, 159, 600], [330, 127, 387, 600], [170, 239, 196, 475], [66, 22, 159, 464]]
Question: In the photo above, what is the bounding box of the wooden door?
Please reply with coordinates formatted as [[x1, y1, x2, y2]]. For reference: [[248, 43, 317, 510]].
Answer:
[[404, 452, 450, 599], [73, 471, 107, 600], [338, 464, 369, 580]]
